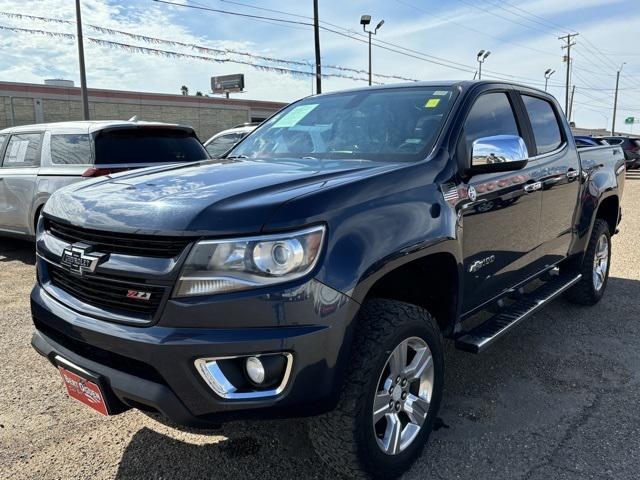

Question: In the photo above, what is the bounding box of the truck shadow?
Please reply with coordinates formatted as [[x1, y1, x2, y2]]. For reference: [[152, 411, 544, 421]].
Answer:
[[114, 420, 333, 480], [113, 277, 640, 480], [0, 238, 36, 265]]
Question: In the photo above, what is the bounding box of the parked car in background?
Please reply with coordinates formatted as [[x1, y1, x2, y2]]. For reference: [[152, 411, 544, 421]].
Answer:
[[0, 120, 209, 240], [601, 136, 640, 169], [574, 135, 609, 147], [203, 123, 259, 157]]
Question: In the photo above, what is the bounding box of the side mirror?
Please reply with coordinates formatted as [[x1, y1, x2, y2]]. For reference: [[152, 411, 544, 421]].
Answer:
[[468, 135, 529, 175]]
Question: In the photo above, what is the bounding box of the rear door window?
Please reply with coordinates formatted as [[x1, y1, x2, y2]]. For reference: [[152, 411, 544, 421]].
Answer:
[[1, 133, 42, 167], [205, 132, 244, 157], [94, 129, 209, 165], [522, 95, 563, 155], [50, 134, 93, 165], [464, 92, 520, 152]]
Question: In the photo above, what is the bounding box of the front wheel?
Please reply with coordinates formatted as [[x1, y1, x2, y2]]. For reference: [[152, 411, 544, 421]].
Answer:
[[308, 299, 444, 479], [563, 219, 612, 305]]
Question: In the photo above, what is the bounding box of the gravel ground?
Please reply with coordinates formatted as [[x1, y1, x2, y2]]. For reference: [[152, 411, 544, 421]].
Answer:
[[0, 171, 639, 480]]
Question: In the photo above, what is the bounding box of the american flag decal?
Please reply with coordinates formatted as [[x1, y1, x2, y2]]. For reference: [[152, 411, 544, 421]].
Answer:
[[441, 182, 459, 204]]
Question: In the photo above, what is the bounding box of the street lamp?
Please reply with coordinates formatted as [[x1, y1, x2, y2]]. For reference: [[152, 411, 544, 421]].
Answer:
[[361, 15, 384, 86], [544, 69, 555, 92], [476, 50, 491, 80]]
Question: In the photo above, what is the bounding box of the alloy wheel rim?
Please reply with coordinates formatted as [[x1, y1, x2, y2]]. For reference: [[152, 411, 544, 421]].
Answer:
[[372, 336, 434, 455], [592, 234, 609, 291]]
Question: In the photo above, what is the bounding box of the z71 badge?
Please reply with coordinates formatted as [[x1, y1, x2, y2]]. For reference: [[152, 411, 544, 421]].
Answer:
[[126, 290, 152, 301]]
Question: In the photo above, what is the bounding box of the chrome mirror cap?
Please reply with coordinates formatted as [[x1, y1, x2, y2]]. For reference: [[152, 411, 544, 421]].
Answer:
[[471, 134, 528, 166]]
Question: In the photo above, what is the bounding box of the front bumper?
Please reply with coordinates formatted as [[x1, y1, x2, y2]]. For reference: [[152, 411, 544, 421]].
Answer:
[[31, 278, 360, 427]]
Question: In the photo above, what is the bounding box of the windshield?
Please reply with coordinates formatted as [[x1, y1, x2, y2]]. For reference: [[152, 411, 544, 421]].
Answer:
[[95, 128, 209, 165], [229, 87, 456, 161]]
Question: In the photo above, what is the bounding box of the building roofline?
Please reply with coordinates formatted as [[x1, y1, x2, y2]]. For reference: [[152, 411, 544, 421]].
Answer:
[[0, 80, 286, 110]]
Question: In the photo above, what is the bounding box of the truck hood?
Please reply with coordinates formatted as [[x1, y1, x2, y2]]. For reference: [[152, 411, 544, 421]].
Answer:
[[44, 157, 398, 236]]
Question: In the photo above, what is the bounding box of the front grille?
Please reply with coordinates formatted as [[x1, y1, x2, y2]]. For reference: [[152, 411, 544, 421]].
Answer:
[[48, 263, 165, 318], [45, 218, 192, 258]]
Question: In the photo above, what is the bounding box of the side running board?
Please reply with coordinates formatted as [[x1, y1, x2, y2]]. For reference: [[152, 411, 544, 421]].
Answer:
[[455, 273, 582, 354]]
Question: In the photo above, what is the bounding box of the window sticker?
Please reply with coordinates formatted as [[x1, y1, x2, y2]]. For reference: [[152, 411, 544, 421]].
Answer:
[[433, 90, 449, 96], [273, 104, 318, 128], [425, 98, 441, 108]]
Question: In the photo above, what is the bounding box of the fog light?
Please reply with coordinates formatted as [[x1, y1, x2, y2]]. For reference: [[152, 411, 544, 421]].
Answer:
[[245, 356, 265, 384]]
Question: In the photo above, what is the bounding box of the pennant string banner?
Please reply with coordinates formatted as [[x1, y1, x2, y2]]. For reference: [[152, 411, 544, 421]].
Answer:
[[0, 11, 418, 82], [0, 24, 383, 84]]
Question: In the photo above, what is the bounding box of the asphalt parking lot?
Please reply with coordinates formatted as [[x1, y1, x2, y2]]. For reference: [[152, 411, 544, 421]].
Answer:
[[0, 170, 638, 480]]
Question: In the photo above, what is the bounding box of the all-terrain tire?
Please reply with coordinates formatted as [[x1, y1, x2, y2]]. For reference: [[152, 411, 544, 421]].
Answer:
[[308, 299, 444, 479], [563, 219, 612, 305]]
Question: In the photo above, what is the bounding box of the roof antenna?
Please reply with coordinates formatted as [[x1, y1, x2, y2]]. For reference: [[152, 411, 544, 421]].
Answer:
[[128, 115, 138, 122]]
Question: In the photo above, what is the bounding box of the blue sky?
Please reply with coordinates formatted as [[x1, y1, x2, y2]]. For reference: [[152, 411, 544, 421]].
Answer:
[[1, 0, 640, 133]]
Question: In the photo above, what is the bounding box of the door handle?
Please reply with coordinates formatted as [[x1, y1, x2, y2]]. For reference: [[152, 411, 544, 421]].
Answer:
[[566, 169, 580, 179], [523, 181, 542, 193]]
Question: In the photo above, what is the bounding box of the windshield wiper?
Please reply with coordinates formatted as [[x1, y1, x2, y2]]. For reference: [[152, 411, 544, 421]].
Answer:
[[226, 154, 248, 159]]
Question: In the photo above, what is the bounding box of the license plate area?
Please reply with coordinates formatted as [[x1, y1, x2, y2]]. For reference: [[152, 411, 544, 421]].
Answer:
[[56, 356, 110, 416]]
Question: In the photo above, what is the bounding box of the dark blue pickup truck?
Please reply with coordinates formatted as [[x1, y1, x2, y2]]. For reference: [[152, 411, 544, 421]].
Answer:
[[31, 81, 625, 479]]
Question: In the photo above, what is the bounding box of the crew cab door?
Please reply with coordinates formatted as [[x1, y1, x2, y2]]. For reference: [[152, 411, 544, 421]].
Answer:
[[518, 93, 580, 264], [0, 132, 42, 235], [459, 90, 544, 312]]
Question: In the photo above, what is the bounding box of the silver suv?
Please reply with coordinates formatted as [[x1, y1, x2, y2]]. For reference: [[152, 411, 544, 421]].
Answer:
[[203, 123, 258, 158], [0, 120, 209, 240]]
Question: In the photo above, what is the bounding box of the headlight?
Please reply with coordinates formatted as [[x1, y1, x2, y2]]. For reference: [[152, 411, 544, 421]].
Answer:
[[174, 225, 325, 297]]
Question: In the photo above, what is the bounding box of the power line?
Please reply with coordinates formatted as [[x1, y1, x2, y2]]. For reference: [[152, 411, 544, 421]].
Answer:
[[154, 0, 573, 87], [475, 0, 563, 35], [394, 0, 558, 58], [152, 0, 312, 26], [454, 0, 557, 35], [487, 0, 572, 33]]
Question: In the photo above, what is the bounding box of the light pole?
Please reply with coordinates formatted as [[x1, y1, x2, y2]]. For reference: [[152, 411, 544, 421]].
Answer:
[[544, 68, 555, 92], [361, 15, 384, 86], [476, 50, 491, 80], [612, 62, 625, 135], [75, 0, 90, 120], [313, 0, 322, 94]]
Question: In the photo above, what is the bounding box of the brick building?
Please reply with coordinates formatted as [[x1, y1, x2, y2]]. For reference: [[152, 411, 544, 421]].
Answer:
[[0, 81, 286, 141]]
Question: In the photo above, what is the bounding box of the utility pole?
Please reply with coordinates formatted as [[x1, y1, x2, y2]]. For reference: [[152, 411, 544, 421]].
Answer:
[[612, 63, 625, 135], [313, 0, 322, 94], [558, 33, 578, 117], [568, 85, 576, 122], [75, 0, 90, 120]]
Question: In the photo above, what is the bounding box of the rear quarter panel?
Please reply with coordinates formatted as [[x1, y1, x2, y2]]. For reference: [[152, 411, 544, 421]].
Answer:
[[570, 144, 625, 256]]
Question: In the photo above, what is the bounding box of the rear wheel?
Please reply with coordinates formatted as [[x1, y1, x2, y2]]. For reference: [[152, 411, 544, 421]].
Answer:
[[308, 299, 444, 479], [563, 219, 611, 305]]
